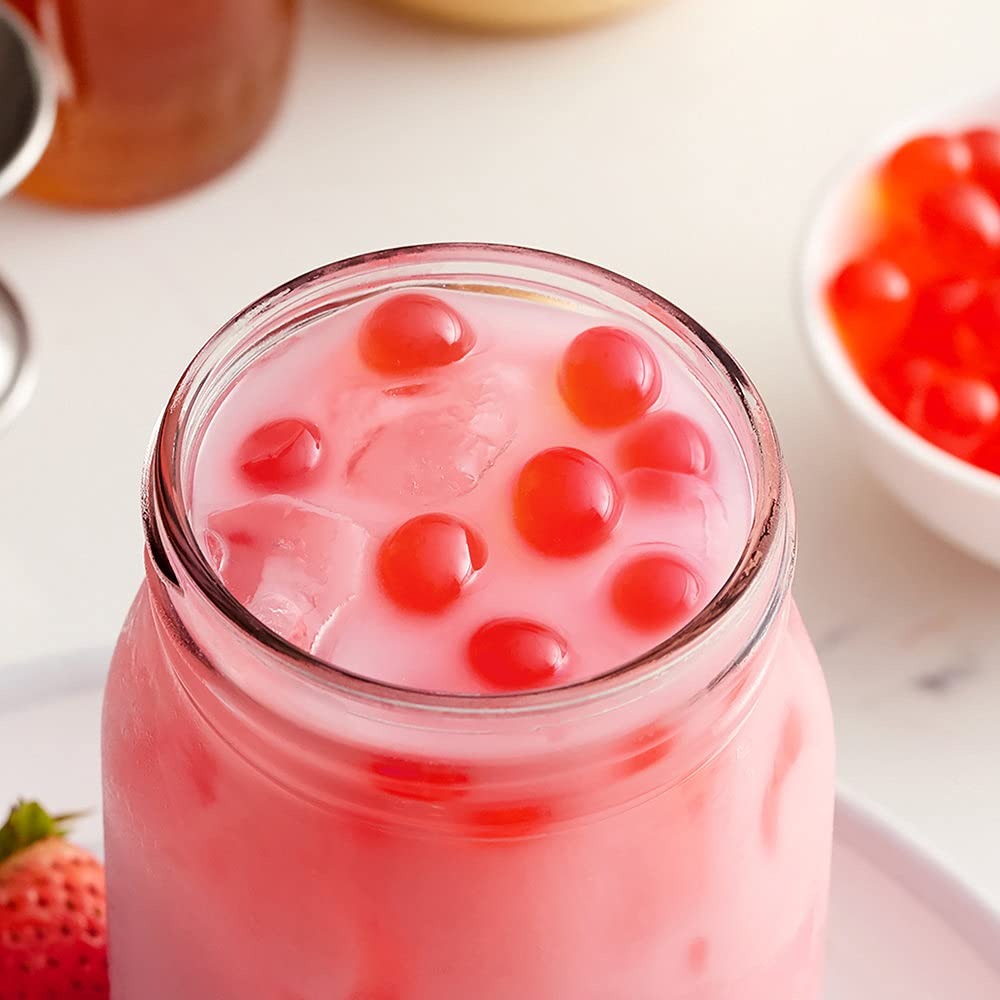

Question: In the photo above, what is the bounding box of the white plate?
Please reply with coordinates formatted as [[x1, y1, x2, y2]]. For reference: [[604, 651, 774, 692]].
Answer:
[[2, 650, 1000, 998]]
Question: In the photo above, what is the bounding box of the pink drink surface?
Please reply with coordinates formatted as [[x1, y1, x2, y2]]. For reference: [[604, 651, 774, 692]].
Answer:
[[190, 289, 752, 691]]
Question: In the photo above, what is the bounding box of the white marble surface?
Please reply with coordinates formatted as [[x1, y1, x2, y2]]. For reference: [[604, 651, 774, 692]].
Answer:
[[2, 0, 999, 906]]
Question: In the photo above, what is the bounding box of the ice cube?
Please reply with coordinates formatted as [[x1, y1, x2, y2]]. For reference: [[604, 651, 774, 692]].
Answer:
[[247, 591, 312, 649], [333, 364, 520, 506], [206, 496, 370, 650], [624, 469, 729, 558]]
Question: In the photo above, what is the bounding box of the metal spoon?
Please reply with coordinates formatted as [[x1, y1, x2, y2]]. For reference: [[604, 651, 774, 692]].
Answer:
[[0, 276, 33, 432], [0, 3, 54, 197], [0, 2, 54, 429]]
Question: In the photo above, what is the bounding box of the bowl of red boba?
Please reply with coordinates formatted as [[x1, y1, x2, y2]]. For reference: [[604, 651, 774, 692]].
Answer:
[[800, 89, 1000, 567]]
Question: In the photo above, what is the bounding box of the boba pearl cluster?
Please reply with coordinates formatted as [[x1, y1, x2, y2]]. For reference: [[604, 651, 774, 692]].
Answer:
[[827, 127, 1000, 469]]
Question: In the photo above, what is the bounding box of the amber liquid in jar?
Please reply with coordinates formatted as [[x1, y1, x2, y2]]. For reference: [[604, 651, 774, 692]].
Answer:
[[9, 0, 298, 209]]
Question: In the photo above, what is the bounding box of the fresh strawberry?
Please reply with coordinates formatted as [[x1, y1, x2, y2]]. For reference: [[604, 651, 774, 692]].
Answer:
[[0, 800, 109, 996]]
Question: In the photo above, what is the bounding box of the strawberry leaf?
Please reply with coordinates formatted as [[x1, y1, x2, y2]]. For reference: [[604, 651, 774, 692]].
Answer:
[[0, 800, 82, 862]]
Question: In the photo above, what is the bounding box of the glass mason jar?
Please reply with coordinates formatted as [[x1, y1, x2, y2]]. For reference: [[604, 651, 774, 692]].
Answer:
[[103, 244, 834, 999], [8, 0, 298, 209], [385, 0, 653, 31]]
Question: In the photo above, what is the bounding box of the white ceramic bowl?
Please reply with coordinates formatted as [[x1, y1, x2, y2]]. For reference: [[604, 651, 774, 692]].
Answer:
[[799, 86, 1000, 568]]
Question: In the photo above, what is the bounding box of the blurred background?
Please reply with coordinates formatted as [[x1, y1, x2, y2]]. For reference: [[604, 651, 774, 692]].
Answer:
[[1, 0, 999, 903]]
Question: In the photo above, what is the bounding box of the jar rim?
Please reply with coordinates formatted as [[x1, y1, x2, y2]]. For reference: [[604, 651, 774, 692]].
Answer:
[[146, 242, 793, 715]]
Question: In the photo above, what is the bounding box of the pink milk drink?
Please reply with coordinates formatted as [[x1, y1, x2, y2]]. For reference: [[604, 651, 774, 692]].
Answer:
[[103, 244, 834, 999]]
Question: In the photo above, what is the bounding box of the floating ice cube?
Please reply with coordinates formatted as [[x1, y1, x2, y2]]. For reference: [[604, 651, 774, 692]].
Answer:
[[247, 591, 312, 649], [206, 496, 370, 651], [333, 364, 520, 506], [624, 469, 729, 558]]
